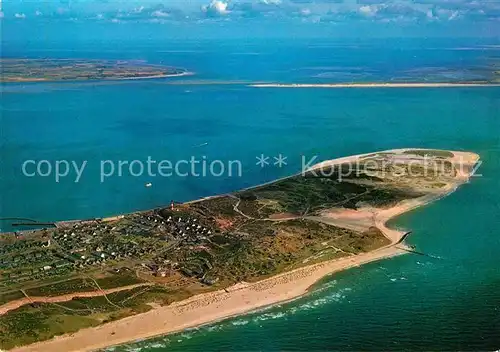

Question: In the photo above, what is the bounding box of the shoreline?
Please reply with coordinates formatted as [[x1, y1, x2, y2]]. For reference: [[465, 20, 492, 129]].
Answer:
[[250, 82, 500, 89], [114, 71, 195, 81], [1, 71, 195, 84], [9, 148, 480, 352]]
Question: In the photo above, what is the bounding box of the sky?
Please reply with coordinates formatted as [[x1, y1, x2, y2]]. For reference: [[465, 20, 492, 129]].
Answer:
[[0, 0, 499, 38]]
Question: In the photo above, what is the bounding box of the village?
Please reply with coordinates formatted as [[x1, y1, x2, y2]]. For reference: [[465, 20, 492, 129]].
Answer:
[[0, 201, 224, 291]]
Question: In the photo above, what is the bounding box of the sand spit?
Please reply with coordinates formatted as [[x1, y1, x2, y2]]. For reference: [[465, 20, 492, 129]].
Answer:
[[250, 82, 500, 89]]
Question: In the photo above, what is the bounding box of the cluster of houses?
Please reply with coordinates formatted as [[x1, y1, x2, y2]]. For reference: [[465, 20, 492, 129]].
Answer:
[[0, 240, 73, 286], [0, 207, 223, 288], [52, 220, 160, 266], [163, 215, 213, 244]]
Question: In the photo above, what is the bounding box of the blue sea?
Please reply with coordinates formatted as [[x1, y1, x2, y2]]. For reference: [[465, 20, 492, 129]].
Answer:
[[1, 36, 499, 351]]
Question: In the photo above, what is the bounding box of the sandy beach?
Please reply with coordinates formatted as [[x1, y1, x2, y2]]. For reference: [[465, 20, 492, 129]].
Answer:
[[12, 247, 408, 352], [115, 71, 195, 81], [0, 284, 153, 316], [10, 149, 480, 352], [250, 82, 500, 88]]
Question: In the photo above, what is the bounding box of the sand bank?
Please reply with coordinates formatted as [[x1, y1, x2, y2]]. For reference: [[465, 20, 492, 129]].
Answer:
[[11, 149, 479, 352], [12, 246, 407, 352]]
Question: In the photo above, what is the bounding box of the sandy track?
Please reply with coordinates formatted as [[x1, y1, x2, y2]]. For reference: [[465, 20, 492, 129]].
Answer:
[[0, 283, 153, 316]]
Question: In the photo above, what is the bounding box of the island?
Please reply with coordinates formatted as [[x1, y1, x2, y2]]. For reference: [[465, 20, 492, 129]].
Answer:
[[0, 148, 479, 351], [0, 59, 192, 83]]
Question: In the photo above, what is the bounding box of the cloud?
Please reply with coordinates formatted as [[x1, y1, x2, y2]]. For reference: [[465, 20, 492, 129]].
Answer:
[[260, 0, 282, 4], [347, 3, 441, 22], [35, 10, 43, 16], [56, 7, 68, 15], [202, 0, 230, 16], [152, 10, 170, 18], [411, 0, 471, 5], [377, 4, 426, 17], [226, 0, 498, 23], [226, 0, 287, 19], [359, 5, 377, 16]]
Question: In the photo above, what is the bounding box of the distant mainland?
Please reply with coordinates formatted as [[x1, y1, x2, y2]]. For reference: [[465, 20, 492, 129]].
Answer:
[[0, 58, 192, 83], [250, 82, 500, 88]]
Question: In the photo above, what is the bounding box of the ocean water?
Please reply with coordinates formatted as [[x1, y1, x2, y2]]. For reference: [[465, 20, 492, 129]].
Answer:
[[1, 37, 500, 350]]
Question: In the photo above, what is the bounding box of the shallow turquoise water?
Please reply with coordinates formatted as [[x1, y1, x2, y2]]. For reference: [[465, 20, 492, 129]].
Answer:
[[1, 39, 499, 351]]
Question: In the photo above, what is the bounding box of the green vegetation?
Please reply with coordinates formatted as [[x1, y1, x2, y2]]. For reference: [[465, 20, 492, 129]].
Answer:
[[0, 149, 461, 349], [235, 172, 421, 215], [94, 273, 146, 289], [22, 273, 145, 297], [1, 58, 187, 83], [0, 304, 98, 350], [0, 285, 181, 350], [25, 278, 96, 297], [404, 149, 454, 158], [0, 290, 25, 305]]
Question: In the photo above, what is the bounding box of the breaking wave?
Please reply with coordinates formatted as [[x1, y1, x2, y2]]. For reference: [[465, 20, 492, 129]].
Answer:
[[113, 282, 352, 351]]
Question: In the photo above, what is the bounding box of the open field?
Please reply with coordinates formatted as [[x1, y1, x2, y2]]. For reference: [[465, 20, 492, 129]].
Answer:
[[0, 148, 479, 351]]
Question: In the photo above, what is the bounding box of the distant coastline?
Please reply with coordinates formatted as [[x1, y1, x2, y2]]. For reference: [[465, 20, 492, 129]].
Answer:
[[250, 82, 500, 88], [10, 148, 480, 352], [2, 71, 194, 84], [0, 58, 193, 83], [113, 71, 195, 81]]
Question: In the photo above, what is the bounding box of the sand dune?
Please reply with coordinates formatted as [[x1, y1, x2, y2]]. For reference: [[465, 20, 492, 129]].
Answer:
[[11, 149, 480, 352]]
